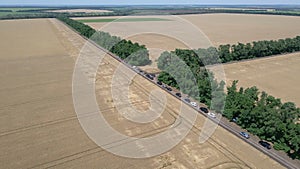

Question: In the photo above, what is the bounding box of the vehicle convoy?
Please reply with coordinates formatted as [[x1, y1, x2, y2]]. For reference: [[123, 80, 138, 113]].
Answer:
[[129, 66, 293, 168]]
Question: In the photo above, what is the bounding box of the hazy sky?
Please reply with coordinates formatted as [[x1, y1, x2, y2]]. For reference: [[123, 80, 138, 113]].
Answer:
[[1, 0, 300, 6]]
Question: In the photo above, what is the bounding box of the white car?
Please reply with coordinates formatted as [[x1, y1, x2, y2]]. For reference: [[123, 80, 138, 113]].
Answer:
[[190, 102, 197, 107], [208, 112, 216, 118]]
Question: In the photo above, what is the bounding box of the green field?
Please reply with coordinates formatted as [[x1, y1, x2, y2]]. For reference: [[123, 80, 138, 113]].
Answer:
[[0, 11, 34, 17], [78, 18, 171, 23], [0, 8, 48, 11]]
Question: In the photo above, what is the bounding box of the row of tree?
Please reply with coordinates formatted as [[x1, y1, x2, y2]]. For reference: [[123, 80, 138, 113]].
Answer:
[[156, 47, 300, 159], [157, 50, 226, 111], [0, 13, 58, 20], [156, 36, 300, 66], [57, 16, 96, 38], [57, 16, 151, 66], [0, 10, 13, 12], [219, 36, 300, 63], [224, 81, 300, 159], [0, 8, 130, 20]]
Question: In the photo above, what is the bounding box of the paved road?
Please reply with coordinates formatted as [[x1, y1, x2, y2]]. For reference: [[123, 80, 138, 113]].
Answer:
[[142, 72, 299, 169], [93, 40, 299, 169], [60, 20, 299, 169]]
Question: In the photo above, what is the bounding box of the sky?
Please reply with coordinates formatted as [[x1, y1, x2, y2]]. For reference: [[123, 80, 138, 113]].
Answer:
[[0, 0, 300, 6]]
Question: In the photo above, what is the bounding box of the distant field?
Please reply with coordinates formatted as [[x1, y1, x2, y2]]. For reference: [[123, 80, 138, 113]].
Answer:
[[77, 14, 300, 106], [47, 9, 112, 13], [207, 7, 275, 11], [76, 14, 300, 73], [209, 52, 300, 106], [0, 8, 47, 12], [77, 14, 300, 47], [78, 17, 171, 23]]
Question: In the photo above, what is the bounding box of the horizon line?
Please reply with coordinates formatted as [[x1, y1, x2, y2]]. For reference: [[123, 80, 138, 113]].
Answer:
[[1, 4, 300, 7]]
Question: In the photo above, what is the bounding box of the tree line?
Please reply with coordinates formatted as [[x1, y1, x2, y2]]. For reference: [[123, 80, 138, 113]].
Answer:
[[57, 16, 96, 38], [219, 36, 300, 63], [57, 16, 151, 66], [0, 10, 13, 12], [0, 13, 57, 20], [156, 47, 300, 160], [225, 81, 300, 159], [157, 49, 226, 112], [157, 36, 300, 66], [0, 9, 128, 20]]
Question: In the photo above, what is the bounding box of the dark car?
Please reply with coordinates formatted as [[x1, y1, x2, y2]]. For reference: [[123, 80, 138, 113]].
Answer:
[[166, 87, 172, 91], [199, 107, 209, 113], [259, 141, 271, 149], [184, 98, 191, 103], [175, 93, 182, 97], [146, 74, 154, 80], [139, 71, 145, 75], [149, 73, 156, 78], [156, 81, 162, 85], [239, 132, 250, 139]]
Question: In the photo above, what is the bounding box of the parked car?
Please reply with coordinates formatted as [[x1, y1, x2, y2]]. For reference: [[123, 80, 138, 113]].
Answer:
[[156, 81, 162, 85], [208, 112, 216, 118], [199, 107, 209, 113], [149, 73, 156, 78], [184, 98, 191, 103], [132, 66, 142, 73], [139, 70, 145, 75], [146, 74, 154, 80], [166, 87, 172, 91], [175, 93, 181, 97], [239, 132, 250, 139], [190, 102, 197, 107], [259, 141, 271, 149], [232, 117, 238, 123]]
